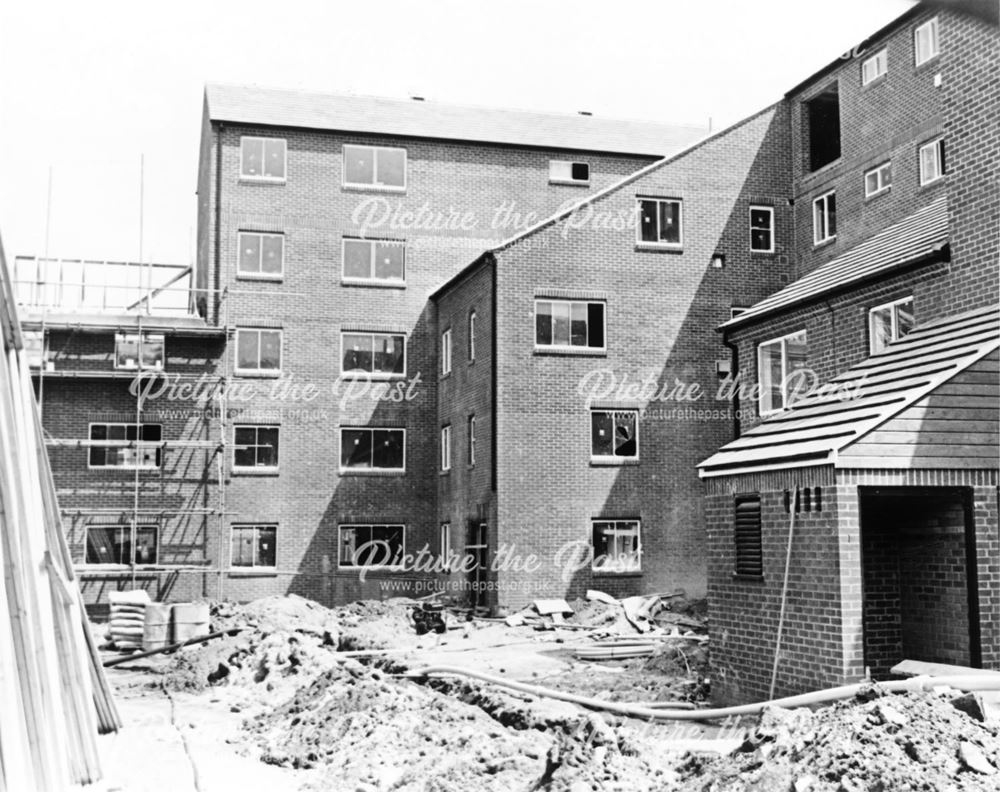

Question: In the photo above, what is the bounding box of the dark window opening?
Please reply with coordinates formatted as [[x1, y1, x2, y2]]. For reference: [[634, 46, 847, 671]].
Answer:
[[805, 85, 841, 172], [734, 494, 763, 576]]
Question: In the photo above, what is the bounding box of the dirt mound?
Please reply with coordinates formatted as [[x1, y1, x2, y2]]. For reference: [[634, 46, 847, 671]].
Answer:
[[679, 687, 1000, 791], [332, 597, 416, 651]]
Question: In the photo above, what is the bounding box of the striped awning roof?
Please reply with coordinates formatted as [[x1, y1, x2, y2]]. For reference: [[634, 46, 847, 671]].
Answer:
[[721, 196, 949, 331], [698, 304, 1000, 477]]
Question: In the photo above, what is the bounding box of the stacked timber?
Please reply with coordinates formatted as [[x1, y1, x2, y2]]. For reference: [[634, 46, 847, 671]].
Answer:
[[0, 232, 120, 791], [109, 589, 150, 650]]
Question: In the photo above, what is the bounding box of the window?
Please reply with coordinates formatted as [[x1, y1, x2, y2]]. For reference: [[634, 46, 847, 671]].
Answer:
[[591, 520, 640, 573], [441, 328, 452, 375], [869, 297, 915, 353], [237, 232, 284, 278], [749, 206, 774, 253], [339, 524, 404, 568], [864, 162, 893, 198], [235, 328, 281, 375], [340, 428, 405, 471], [240, 137, 286, 181], [440, 523, 451, 562], [342, 144, 406, 190], [861, 49, 888, 85], [591, 410, 638, 463], [468, 311, 476, 362], [914, 16, 940, 66], [549, 160, 590, 185], [468, 415, 476, 467], [23, 331, 45, 369], [341, 332, 405, 377], [85, 525, 158, 566], [734, 495, 762, 577], [114, 333, 165, 370], [812, 191, 837, 245], [637, 198, 682, 247], [757, 331, 808, 415], [804, 84, 841, 172], [88, 424, 162, 469], [231, 524, 276, 569], [919, 138, 945, 186], [441, 425, 451, 472], [342, 238, 405, 284], [535, 300, 605, 351], [233, 425, 279, 471]]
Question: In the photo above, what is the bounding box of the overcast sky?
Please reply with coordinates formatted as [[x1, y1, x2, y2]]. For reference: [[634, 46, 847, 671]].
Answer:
[[0, 0, 915, 265]]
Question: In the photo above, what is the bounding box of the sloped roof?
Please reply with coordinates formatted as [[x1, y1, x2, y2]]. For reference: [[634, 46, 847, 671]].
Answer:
[[204, 83, 706, 156], [721, 197, 950, 331], [698, 304, 1000, 477]]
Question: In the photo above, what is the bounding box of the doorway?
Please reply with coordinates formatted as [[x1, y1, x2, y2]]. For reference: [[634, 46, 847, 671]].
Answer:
[[466, 521, 488, 609]]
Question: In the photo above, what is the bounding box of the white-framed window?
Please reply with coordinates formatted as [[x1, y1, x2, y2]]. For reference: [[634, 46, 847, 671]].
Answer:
[[338, 524, 404, 569], [440, 523, 451, 562], [441, 424, 451, 472], [914, 16, 940, 66], [468, 310, 476, 362], [342, 144, 406, 190], [340, 427, 405, 472], [749, 206, 774, 253], [235, 328, 282, 375], [591, 520, 641, 573], [114, 332, 165, 370], [233, 425, 279, 471], [342, 237, 405, 285], [637, 198, 682, 247], [591, 409, 639, 464], [919, 138, 945, 186], [535, 299, 605, 351], [231, 524, 276, 569], [468, 414, 476, 467], [549, 160, 590, 185], [864, 162, 893, 198], [240, 137, 286, 181], [88, 423, 162, 469], [861, 49, 888, 85], [757, 330, 809, 415], [341, 331, 406, 378], [85, 524, 158, 566], [441, 328, 452, 375], [869, 296, 915, 353], [812, 191, 837, 245], [237, 231, 284, 278]]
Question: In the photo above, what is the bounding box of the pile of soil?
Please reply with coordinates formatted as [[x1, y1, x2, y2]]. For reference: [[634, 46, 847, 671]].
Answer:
[[679, 686, 1000, 791]]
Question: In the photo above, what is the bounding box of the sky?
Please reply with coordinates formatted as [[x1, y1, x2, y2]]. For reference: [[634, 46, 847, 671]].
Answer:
[[0, 0, 916, 265]]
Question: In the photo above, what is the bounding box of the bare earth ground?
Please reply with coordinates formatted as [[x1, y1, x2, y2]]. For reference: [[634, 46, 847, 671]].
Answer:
[[89, 595, 1000, 792]]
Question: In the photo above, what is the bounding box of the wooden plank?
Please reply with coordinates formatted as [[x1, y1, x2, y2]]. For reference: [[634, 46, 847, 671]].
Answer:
[[853, 430, 999, 447], [872, 418, 999, 433], [837, 455, 1000, 470]]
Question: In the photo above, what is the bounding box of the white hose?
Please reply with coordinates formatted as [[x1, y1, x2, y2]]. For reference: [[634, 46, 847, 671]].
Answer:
[[406, 665, 1000, 721]]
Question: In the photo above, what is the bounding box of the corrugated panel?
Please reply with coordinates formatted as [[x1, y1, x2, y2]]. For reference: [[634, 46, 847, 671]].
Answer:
[[205, 83, 706, 156], [699, 304, 1000, 476], [721, 197, 949, 331], [734, 495, 763, 576]]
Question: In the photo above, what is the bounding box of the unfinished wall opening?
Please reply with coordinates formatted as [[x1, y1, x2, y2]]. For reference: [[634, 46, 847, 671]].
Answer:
[[859, 487, 980, 678], [804, 84, 841, 172]]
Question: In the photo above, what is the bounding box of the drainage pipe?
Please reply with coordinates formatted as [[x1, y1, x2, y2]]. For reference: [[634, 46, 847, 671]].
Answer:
[[405, 666, 1000, 722]]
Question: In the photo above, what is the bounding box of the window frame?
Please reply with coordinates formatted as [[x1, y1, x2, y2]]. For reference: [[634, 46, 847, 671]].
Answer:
[[440, 523, 451, 563], [339, 330, 407, 379], [338, 427, 407, 473], [918, 138, 945, 186], [636, 197, 683, 248], [232, 425, 280, 473], [861, 48, 888, 86], [441, 424, 451, 472], [756, 330, 808, 417], [914, 16, 940, 66], [590, 409, 640, 465], [87, 423, 163, 470], [749, 205, 775, 253], [239, 136, 287, 182], [812, 190, 837, 246], [342, 144, 407, 191], [114, 332, 165, 371], [234, 328, 283, 377], [338, 524, 405, 570], [468, 310, 476, 363], [340, 236, 406, 286], [236, 231, 285, 280], [468, 414, 476, 468], [868, 296, 915, 354], [864, 161, 893, 198], [590, 519, 641, 574], [549, 160, 591, 186], [533, 298, 606, 353], [83, 523, 159, 567], [230, 523, 277, 570], [441, 328, 452, 376]]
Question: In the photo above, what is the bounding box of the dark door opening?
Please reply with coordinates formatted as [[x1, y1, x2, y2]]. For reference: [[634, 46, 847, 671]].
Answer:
[[859, 487, 980, 678], [466, 521, 488, 609]]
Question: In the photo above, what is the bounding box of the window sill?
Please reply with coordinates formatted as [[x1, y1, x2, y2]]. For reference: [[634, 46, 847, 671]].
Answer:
[[635, 243, 683, 254], [238, 177, 286, 186], [864, 187, 891, 202], [337, 565, 404, 573], [914, 54, 941, 73], [237, 273, 284, 282], [234, 370, 282, 378], [231, 467, 280, 476], [590, 457, 640, 467], [341, 278, 406, 289], [440, 371, 452, 381], [550, 179, 590, 187], [749, 249, 776, 257], [919, 175, 946, 191], [591, 569, 643, 577], [861, 74, 887, 90], [439, 469, 451, 477], [228, 568, 278, 578], [342, 184, 406, 194], [533, 347, 606, 358], [339, 468, 406, 477], [341, 373, 407, 381], [87, 467, 162, 473], [731, 572, 765, 582], [812, 236, 836, 250]]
